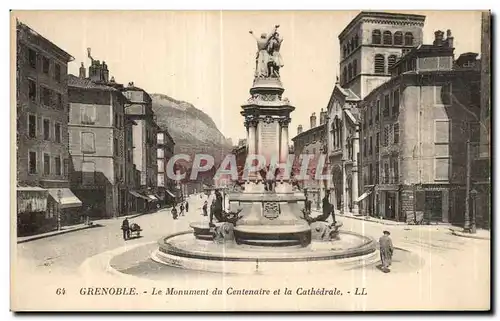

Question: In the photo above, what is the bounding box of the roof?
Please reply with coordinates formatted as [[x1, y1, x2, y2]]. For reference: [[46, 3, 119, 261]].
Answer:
[[390, 44, 454, 71], [339, 11, 426, 40], [68, 74, 119, 92], [291, 124, 325, 142], [17, 20, 74, 62]]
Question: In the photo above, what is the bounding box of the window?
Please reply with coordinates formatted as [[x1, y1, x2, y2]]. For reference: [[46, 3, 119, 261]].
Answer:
[[372, 30, 381, 44], [376, 100, 380, 122], [54, 64, 61, 82], [388, 55, 397, 70], [157, 148, 164, 159], [82, 162, 96, 185], [394, 31, 403, 45], [384, 162, 390, 183], [55, 156, 61, 175], [470, 82, 480, 107], [394, 123, 400, 144], [434, 120, 450, 144], [393, 89, 400, 115], [28, 49, 37, 68], [375, 161, 380, 184], [43, 153, 50, 175], [353, 60, 357, 77], [40, 87, 51, 106], [342, 67, 347, 84], [43, 119, 50, 140], [404, 32, 414, 46], [376, 133, 380, 153], [435, 158, 450, 181], [348, 63, 353, 80], [54, 123, 61, 143], [29, 151, 37, 174], [374, 54, 385, 74], [383, 31, 392, 45], [384, 125, 390, 146], [81, 105, 96, 124], [343, 45, 347, 58], [81, 132, 96, 153], [369, 136, 373, 155], [363, 139, 367, 156], [353, 34, 359, 48], [28, 114, 36, 138], [435, 83, 452, 105], [28, 79, 36, 101], [383, 94, 390, 117], [114, 137, 119, 156], [393, 159, 399, 183], [369, 164, 373, 185], [368, 105, 372, 125], [56, 93, 63, 110], [42, 56, 50, 74], [114, 113, 118, 128]]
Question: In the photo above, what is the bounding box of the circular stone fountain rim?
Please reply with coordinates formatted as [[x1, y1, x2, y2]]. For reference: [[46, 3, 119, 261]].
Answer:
[[157, 230, 377, 262]]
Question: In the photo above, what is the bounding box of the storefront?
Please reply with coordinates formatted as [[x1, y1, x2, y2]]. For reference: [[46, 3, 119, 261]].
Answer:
[[17, 187, 49, 236], [46, 188, 83, 226]]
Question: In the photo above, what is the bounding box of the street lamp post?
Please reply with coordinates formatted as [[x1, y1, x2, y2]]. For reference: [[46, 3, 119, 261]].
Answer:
[[470, 188, 478, 234], [57, 189, 62, 231]]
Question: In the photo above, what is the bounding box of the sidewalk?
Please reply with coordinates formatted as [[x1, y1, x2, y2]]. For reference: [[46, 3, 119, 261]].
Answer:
[[449, 227, 491, 240], [17, 223, 101, 244]]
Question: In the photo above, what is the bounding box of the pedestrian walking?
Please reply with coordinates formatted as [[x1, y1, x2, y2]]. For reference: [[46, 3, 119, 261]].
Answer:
[[185, 201, 189, 213], [379, 230, 394, 272], [179, 203, 185, 216], [121, 217, 130, 240], [171, 206, 178, 220], [202, 201, 208, 216]]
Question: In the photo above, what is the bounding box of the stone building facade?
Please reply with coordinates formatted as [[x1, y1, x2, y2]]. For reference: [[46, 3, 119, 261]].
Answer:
[[122, 82, 159, 208], [157, 128, 177, 206], [291, 111, 328, 210], [358, 35, 481, 224], [16, 21, 81, 235], [67, 66, 130, 219]]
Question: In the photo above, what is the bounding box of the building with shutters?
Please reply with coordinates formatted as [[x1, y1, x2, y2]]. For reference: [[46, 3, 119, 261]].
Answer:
[[67, 56, 131, 219], [157, 127, 176, 207], [358, 31, 481, 224], [291, 110, 328, 210], [15, 21, 81, 236]]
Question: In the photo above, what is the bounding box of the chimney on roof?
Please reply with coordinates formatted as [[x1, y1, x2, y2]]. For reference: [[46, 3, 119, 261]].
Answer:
[[102, 61, 109, 83], [320, 108, 327, 125], [310, 112, 317, 129], [445, 29, 454, 48], [79, 62, 86, 79], [433, 30, 445, 46], [297, 125, 303, 135]]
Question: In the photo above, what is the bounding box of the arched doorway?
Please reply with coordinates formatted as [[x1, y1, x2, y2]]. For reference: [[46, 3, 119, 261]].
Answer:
[[331, 165, 343, 211]]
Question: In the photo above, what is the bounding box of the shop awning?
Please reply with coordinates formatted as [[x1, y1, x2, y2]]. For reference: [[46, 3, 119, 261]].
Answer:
[[146, 195, 158, 201], [48, 188, 82, 209], [166, 190, 176, 198], [129, 190, 149, 201], [355, 190, 372, 203], [17, 187, 48, 213]]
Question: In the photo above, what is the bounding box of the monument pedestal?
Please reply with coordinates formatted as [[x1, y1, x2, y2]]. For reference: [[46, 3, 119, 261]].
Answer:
[[229, 183, 312, 247]]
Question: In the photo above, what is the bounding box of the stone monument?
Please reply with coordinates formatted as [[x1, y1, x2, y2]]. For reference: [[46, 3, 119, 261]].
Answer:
[[228, 25, 312, 247]]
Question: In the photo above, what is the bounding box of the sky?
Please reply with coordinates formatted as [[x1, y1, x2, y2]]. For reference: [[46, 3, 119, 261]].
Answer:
[[12, 10, 482, 143]]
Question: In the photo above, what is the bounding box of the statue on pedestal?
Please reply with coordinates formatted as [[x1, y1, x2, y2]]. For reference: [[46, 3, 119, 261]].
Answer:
[[249, 25, 284, 79]]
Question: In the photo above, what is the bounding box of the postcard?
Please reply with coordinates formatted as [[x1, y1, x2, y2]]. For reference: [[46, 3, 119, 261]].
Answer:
[[11, 10, 491, 311]]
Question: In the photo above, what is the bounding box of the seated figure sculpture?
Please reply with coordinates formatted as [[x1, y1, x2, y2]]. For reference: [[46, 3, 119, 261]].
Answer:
[[303, 190, 342, 241]]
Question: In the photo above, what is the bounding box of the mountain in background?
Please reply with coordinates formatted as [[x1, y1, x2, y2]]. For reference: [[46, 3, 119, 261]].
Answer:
[[151, 93, 233, 164]]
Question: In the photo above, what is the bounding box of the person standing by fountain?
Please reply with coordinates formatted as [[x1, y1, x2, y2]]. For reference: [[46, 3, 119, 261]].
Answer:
[[179, 202, 185, 216], [323, 190, 336, 224], [185, 201, 189, 213], [379, 230, 394, 272], [202, 201, 208, 216]]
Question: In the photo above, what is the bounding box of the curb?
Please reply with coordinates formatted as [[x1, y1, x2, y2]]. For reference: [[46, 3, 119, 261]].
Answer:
[[17, 224, 101, 244], [311, 210, 407, 226], [450, 229, 490, 240]]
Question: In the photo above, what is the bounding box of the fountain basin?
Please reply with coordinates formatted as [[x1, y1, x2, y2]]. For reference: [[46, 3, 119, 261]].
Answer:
[[152, 230, 378, 274]]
